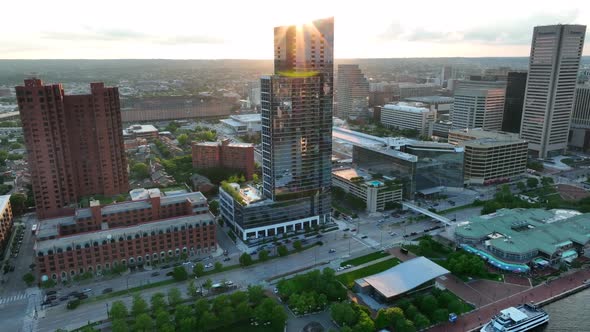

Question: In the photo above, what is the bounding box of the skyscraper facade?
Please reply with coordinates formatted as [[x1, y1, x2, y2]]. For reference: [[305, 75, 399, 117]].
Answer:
[[219, 18, 333, 240], [451, 80, 506, 131], [336, 64, 369, 119], [16, 79, 129, 219], [568, 86, 590, 152], [501, 72, 528, 133], [520, 24, 586, 158]]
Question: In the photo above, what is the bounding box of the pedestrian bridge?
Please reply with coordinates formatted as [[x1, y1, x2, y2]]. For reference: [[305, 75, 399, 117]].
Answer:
[[402, 201, 451, 226]]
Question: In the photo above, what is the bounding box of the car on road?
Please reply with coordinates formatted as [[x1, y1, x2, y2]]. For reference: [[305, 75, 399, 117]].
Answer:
[[273, 288, 279, 294], [316, 234, 323, 238], [59, 295, 69, 301], [82, 288, 92, 293], [76, 294, 88, 300], [223, 250, 229, 256], [223, 257, 231, 262], [389, 232, 397, 236], [328, 249, 336, 253], [205, 263, 214, 269], [102, 288, 113, 294], [361, 235, 368, 239], [151, 271, 160, 277], [161, 264, 171, 269], [342, 228, 350, 231], [46, 295, 57, 301], [46, 290, 57, 296], [350, 228, 356, 232]]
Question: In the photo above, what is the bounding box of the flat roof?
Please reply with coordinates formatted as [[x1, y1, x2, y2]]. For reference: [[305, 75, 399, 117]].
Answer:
[[230, 113, 261, 122], [333, 127, 387, 148], [220, 118, 246, 128], [382, 102, 432, 114], [123, 124, 158, 135], [332, 167, 371, 181], [0, 195, 10, 212], [356, 257, 449, 299], [455, 208, 590, 256], [450, 128, 526, 146], [404, 96, 455, 104]]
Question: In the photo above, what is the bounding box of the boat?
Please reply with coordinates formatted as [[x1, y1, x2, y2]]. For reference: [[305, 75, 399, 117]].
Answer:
[[480, 303, 549, 332]]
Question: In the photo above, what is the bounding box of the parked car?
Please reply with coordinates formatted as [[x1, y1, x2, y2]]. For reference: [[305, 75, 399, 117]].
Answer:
[[151, 271, 160, 277], [328, 249, 336, 253], [82, 288, 92, 293], [350, 228, 356, 232], [102, 288, 113, 294], [77, 294, 88, 300], [316, 234, 323, 238], [46, 295, 57, 301], [59, 296, 69, 301], [343, 228, 350, 231], [361, 235, 368, 239], [223, 257, 231, 262], [46, 290, 57, 296]]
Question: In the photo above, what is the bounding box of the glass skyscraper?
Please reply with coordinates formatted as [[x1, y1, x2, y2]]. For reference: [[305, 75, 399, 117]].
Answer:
[[219, 18, 334, 240]]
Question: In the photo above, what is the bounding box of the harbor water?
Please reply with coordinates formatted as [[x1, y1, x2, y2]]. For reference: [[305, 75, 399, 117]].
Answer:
[[538, 287, 590, 331]]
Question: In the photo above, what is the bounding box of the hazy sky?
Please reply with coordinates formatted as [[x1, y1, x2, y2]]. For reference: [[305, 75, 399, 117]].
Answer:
[[2, 0, 589, 59]]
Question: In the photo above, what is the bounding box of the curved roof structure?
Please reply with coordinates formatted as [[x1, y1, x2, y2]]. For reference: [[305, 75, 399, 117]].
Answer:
[[356, 256, 449, 299]]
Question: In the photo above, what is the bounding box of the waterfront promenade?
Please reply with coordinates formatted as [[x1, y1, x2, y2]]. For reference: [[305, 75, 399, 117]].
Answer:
[[428, 267, 590, 332]]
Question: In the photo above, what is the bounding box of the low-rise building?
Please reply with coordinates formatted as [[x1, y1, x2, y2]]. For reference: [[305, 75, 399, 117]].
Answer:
[[192, 139, 255, 180], [220, 113, 262, 134], [455, 208, 590, 265], [449, 129, 527, 185], [404, 96, 454, 118], [219, 183, 321, 241], [380, 102, 436, 137], [0, 195, 13, 252], [34, 191, 215, 282], [123, 124, 159, 139], [332, 167, 402, 213]]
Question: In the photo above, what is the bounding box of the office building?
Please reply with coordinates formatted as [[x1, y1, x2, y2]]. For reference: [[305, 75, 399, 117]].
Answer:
[[449, 129, 527, 185], [380, 102, 436, 137], [191, 139, 255, 180], [16, 79, 129, 220], [336, 64, 369, 119], [220, 17, 333, 240], [404, 96, 454, 119], [569, 86, 590, 152], [455, 208, 589, 265], [0, 196, 13, 252], [451, 80, 506, 131], [34, 191, 215, 282], [520, 24, 587, 158], [123, 124, 159, 139], [441, 65, 453, 84], [220, 113, 262, 134], [501, 72, 528, 133], [332, 167, 402, 213]]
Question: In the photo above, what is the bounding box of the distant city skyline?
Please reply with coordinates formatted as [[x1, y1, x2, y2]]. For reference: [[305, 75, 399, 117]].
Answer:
[[2, 0, 590, 59]]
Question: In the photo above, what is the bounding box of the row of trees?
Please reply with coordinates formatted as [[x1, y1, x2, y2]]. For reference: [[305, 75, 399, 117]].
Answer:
[[105, 285, 286, 332], [330, 302, 375, 332]]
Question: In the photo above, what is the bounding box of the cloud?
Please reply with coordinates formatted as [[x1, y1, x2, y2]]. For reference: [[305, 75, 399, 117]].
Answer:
[[379, 10, 581, 45], [42, 27, 224, 45]]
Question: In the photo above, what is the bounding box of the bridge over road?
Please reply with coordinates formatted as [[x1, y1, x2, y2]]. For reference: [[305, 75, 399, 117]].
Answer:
[[402, 201, 451, 226]]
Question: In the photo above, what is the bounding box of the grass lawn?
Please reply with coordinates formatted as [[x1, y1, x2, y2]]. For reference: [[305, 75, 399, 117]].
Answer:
[[340, 251, 389, 267], [337, 258, 400, 288]]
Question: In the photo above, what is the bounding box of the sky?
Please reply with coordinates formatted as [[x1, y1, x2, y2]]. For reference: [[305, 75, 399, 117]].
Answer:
[[1, 0, 589, 59]]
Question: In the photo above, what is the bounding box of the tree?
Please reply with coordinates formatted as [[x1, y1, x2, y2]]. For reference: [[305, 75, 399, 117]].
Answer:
[[541, 176, 554, 187], [354, 311, 375, 332], [413, 313, 431, 330], [247, 285, 265, 306], [293, 240, 303, 251], [110, 301, 128, 320], [235, 301, 253, 321], [150, 293, 167, 312], [209, 200, 220, 216], [111, 319, 127, 332], [270, 304, 287, 328], [131, 295, 148, 316], [193, 263, 205, 277], [432, 308, 449, 322], [187, 280, 198, 297], [22, 272, 35, 286], [134, 313, 153, 332], [239, 253, 253, 266], [258, 249, 270, 262], [203, 279, 213, 292], [277, 245, 288, 257], [155, 309, 171, 328], [167, 287, 182, 306], [177, 133, 189, 146], [10, 193, 27, 215], [395, 319, 417, 332], [330, 302, 357, 326], [516, 181, 526, 192], [448, 299, 464, 314], [214, 261, 223, 272], [527, 177, 539, 189], [198, 311, 217, 330], [172, 266, 188, 281], [131, 163, 150, 180], [419, 295, 438, 317]]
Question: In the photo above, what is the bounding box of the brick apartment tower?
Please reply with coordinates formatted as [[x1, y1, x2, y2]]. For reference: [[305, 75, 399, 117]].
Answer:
[[16, 79, 129, 219]]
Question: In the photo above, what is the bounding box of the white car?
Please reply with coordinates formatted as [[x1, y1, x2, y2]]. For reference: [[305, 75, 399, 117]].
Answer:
[[204, 263, 213, 269]]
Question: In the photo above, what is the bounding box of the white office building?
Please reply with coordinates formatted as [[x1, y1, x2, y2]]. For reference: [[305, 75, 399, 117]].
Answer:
[[380, 102, 436, 136], [451, 80, 506, 131], [520, 24, 586, 158]]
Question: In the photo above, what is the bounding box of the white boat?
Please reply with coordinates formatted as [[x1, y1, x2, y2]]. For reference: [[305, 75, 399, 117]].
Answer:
[[480, 304, 549, 332]]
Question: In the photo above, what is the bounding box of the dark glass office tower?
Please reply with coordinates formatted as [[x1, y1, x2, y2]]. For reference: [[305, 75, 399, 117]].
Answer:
[[501, 72, 527, 133], [262, 17, 334, 224]]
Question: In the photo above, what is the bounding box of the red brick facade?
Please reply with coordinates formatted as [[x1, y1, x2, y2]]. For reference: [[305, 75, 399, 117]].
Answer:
[[16, 79, 129, 220], [34, 192, 216, 282], [192, 139, 254, 179]]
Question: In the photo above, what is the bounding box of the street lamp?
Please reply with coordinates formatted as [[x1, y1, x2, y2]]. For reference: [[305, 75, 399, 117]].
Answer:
[[106, 303, 110, 318]]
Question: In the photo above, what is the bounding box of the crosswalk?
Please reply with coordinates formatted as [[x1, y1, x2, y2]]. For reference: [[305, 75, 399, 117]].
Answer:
[[0, 292, 28, 305]]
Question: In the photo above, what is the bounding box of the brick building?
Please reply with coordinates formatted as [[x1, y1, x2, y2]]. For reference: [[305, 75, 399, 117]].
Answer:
[[0, 195, 14, 252], [34, 191, 215, 282], [192, 139, 255, 180], [15, 79, 129, 219]]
